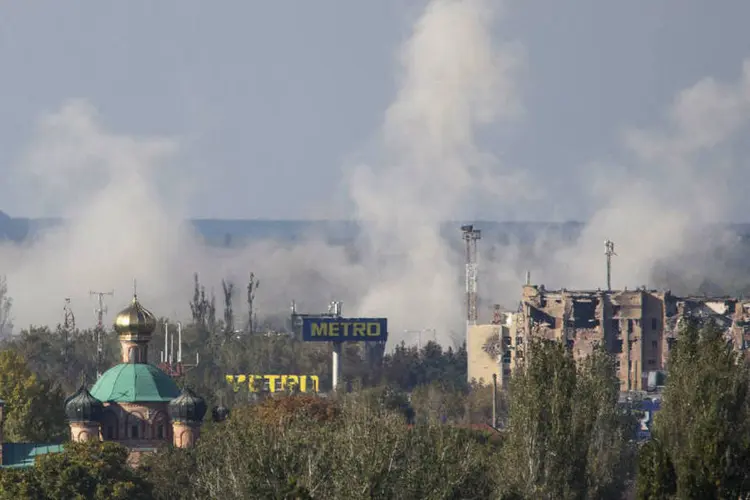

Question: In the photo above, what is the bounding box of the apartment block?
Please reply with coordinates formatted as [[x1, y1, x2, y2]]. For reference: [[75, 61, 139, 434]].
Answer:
[[468, 284, 750, 392]]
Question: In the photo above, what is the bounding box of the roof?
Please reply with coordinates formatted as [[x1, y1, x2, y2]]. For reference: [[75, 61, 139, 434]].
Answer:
[[1, 443, 64, 468], [90, 363, 180, 403]]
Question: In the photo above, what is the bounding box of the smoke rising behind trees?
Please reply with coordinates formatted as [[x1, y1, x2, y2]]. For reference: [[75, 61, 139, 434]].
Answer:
[[1, 0, 749, 344]]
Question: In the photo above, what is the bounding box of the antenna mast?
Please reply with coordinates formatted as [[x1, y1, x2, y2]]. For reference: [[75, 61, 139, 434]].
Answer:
[[604, 240, 616, 291], [90, 290, 114, 378], [461, 225, 482, 325]]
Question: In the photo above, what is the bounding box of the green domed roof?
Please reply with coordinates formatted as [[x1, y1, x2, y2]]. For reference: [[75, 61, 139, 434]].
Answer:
[[89, 363, 180, 403]]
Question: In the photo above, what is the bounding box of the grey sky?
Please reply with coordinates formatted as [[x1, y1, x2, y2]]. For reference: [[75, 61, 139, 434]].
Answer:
[[2, 0, 749, 220]]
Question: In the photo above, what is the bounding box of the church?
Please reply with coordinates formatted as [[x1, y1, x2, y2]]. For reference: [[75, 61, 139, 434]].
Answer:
[[0, 292, 210, 468], [63, 292, 208, 463]]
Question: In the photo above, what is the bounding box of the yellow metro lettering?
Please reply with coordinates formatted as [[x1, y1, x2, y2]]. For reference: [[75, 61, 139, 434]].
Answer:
[[328, 322, 339, 337], [267, 374, 280, 392], [311, 323, 327, 336], [353, 322, 366, 337], [367, 322, 381, 337]]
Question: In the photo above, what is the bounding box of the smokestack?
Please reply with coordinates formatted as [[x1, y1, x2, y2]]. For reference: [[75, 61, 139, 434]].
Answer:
[[525, 270, 531, 286]]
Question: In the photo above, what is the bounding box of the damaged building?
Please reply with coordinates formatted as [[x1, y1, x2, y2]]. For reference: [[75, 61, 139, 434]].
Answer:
[[468, 284, 750, 392]]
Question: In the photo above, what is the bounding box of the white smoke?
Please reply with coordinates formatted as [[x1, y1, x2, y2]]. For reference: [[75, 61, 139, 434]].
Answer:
[[483, 60, 750, 303], [3, 0, 749, 347], [0, 0, 522, 347]]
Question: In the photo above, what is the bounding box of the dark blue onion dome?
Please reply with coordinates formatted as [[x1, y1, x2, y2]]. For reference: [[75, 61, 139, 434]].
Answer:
[[168, 387, 207, 424], [65, 385, 104, 423], [212, 405, 230, 423]]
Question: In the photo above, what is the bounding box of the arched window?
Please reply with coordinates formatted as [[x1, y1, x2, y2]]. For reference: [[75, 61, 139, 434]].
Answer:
[[150, 411, 169, 441], [101, 410, 119, 440]]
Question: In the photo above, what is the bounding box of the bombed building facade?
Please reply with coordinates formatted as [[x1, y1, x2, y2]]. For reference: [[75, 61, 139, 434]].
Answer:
[[468, 284, 750, 392]]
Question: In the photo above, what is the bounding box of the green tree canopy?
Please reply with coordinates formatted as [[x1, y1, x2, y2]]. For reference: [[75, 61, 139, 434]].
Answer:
[[638, 322, 750, 499], [501, 340, 634, 500], [0, 349, 67, 442]]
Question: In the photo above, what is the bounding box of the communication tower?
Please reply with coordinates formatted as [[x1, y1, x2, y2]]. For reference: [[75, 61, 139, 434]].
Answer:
[[604, 240, 617, 291], [90, 290, 114, 378], [461, 225, 482, 325]]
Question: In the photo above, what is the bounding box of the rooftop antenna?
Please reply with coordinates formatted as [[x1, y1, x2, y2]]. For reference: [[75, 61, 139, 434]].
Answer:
[[89, 289, 114, 378], [604, 240, 616, 291], [461, 225, 482, 346]]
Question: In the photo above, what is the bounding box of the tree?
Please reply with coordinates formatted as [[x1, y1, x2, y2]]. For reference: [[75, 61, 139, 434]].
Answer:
[[0, 349, 67, 442], [222, 279, 234, 337], [31, 441, 152, 499], [139, 446, 197, 500], [501, 340, 633, 500], [0, 276, 13, 338], [246, 273, 259, 334], [637, 322, 750, 498]]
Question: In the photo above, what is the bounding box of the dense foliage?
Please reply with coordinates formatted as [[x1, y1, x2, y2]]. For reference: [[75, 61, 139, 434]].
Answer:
[[0, 297, 748, 499]]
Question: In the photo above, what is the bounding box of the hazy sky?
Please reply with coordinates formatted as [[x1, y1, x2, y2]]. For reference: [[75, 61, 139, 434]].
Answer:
[[2, 0, 750, 220]]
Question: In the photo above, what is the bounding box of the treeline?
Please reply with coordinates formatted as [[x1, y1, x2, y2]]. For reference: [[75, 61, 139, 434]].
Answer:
[[1, 322, 750, 498]]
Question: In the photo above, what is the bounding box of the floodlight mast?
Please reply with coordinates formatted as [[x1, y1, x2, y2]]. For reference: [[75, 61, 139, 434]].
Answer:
[[461, 225, 482, 324], [604, 240, 617, 291]]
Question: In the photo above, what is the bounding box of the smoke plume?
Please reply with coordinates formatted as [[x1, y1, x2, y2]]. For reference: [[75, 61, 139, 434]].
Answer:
[[3, 0, 750, 347], [0, 0, 521, 347]]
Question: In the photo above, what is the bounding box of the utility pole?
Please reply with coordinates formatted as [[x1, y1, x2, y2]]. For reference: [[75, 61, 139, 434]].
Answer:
[[90, 290, 114, 378], [604, 240, 616, 291], [461, 225, 482, 346]]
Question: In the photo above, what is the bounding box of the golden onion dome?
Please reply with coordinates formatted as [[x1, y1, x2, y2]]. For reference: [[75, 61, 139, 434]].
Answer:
[[114, 295, 157, 336]]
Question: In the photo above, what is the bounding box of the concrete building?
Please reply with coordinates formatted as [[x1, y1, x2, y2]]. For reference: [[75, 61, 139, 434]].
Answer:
[[468, 284, 750, 392]]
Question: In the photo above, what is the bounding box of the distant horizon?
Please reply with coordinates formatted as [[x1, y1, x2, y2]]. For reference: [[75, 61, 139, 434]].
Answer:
[[3, 213, 750, 226]]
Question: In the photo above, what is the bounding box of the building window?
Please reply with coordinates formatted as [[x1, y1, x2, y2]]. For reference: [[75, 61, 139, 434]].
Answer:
[[652, 341, 657, 349], [627, 320, 633, 333], [106, 426, 114, 439], [515, 336, 523, 345], [615, 340, 624, 353], [652, 318, 658, 330], [502, 352, 511, 363], [648, 359, 655, 366], [131, 425, 139, 439], [157, 425, 164, 440]]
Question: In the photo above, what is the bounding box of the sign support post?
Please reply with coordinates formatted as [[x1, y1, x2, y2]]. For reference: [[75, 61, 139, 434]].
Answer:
[[301, 316, 388, 393], [332, 342, 342, 391]]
